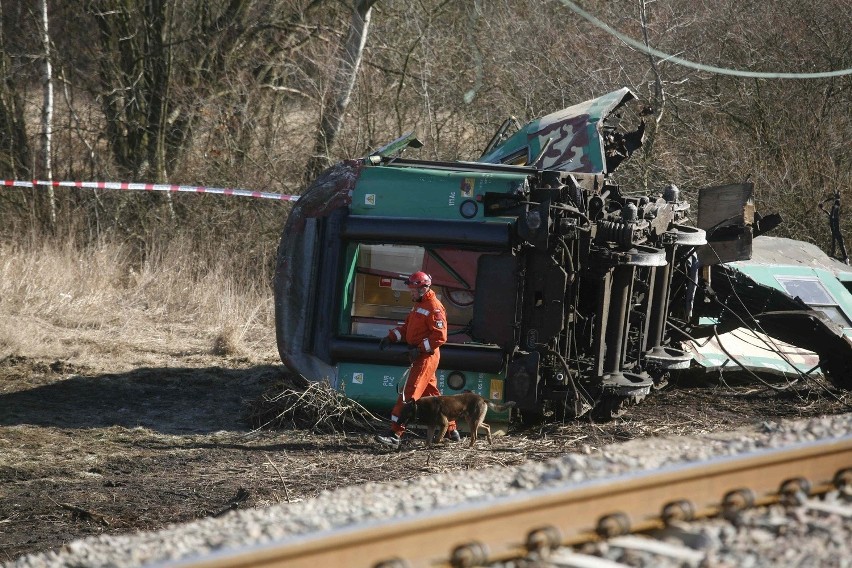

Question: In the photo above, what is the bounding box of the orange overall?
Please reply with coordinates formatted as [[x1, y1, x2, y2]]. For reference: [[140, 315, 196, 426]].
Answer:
[[386, 289, 457, 435]]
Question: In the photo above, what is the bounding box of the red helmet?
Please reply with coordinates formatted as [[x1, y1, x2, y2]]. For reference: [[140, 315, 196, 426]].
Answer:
[[405, 271, 432, 288]]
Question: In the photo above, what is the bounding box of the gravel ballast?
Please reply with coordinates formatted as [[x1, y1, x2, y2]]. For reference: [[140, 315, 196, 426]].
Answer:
[[9, 413, 852, 568]]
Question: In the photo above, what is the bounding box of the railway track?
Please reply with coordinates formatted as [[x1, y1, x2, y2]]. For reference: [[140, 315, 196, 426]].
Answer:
[[172, 435, 852, 568]]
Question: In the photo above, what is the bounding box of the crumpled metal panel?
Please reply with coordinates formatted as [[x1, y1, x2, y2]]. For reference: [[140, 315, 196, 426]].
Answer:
[[688, 236, 852, 388], [684, 327, 821, 377], [479, 88, 636, 174]]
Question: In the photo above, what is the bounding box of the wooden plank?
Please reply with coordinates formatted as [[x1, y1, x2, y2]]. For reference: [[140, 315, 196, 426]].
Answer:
[[697, 183, 754, 265], [698, 228, 753, 265], [697, 183, 754, 231]]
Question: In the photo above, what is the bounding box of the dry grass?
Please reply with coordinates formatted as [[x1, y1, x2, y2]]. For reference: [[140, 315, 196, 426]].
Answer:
[[0, 237, 277, 369], [4, 239, 852, 563]]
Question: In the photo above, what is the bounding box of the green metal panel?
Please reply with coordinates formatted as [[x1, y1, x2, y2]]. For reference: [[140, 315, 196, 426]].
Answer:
[[482, 119, 605, 173], [337, 362, 410, 409], [336, 362, 510, 421], [733, 263, 852, 328], [350, 165, 527, 219], [438, 368, 512, 422], [479, 88, 635, 173], [732, 263, 823, 287]]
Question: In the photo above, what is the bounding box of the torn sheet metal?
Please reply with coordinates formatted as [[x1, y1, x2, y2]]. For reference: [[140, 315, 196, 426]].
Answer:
[[479, 88, 640, 174], [688, 235, 852, 381], [684, 327, 821, 377]]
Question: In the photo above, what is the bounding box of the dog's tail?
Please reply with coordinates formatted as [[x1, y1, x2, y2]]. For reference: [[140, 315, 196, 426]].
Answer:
[[486, 400, 517, 412]]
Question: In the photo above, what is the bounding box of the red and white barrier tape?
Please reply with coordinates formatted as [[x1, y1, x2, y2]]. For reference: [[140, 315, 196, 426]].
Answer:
[[2, 179, 300, 202]]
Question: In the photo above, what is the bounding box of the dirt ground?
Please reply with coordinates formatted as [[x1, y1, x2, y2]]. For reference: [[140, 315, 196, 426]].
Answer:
[[2, 352, 851, 564]]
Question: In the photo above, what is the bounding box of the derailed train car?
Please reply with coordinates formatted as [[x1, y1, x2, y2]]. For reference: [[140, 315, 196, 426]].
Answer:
[[273, 88, 852, 423], [685, 235, 852, 386]]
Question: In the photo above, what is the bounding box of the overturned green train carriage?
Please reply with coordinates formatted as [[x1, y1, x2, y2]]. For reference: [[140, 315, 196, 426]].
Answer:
[[273, 88, 852, 423], [274, 89, 708, 422]]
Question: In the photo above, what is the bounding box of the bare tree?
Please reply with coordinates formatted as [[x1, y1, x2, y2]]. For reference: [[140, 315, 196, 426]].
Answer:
[[40, 0, 56, 225], [304, 0, 379, 183], [0, 0, 30, 180], [637, 0, 664, 192], [86, 0, 334, 183], [0, 0, 849, 262]]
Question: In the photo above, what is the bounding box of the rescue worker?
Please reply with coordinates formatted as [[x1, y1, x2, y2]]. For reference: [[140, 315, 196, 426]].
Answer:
[[374, 271, 460, 448]]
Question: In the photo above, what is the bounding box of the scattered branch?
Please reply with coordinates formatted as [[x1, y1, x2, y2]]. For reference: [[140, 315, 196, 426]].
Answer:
[[246, 375, 385, 434], [51, 499, 111, 527], [211, 487, 251, 518], [264, 453, 292, 503]]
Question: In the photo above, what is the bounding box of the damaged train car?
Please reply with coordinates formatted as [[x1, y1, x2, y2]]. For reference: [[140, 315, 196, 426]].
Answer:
[[273, 88, 852, 423], [684, 234, 852, 386]]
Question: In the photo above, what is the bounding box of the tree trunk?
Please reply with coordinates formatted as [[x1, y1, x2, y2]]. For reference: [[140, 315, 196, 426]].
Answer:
[[41, 0, 56, 226], [303, 0, 378, 184], [145, 0, 171, 183], [0, 0, 31, 180], [143, 0, 175, 219]]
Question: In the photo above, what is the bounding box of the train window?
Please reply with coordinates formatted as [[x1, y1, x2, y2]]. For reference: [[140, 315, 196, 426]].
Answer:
[[500, 148, 529, 165], [346, 244, 424, 336], [345, 243, 479, 341], [775, 276, 852, 328]]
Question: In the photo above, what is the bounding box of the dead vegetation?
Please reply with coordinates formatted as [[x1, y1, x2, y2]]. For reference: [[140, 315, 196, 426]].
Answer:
[[0, 239, 276, 371], [3, 349, 850, 563], [246, 375, 385, 434], [2, 238, 852, 564]]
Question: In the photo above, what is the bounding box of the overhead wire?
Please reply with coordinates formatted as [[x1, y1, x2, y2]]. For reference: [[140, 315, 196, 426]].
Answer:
[[731, 300, 852, 406], [727, 326, 822, 357], [688, 244, 811, 380], [672, 247, 808, 399], [552, 0, 852, 404], [557, 0, 852, 79]]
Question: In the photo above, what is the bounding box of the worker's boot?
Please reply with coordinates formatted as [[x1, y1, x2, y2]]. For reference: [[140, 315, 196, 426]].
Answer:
[[374, 432, 401, 448]]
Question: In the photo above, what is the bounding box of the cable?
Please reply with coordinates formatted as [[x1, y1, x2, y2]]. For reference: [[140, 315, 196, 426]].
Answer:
[[557, 0, 852, 79], [711, 326, 800, 393], [666, 319, 701, 344], [679, 254, 852, 407], [551, 349, 595, 407], [678, 260, 805, 385], [716, 254, 852, 408], [714, 322, 852, 408], [728, 327, 826, 360], [676, 248, 808, 388], [679, 243, 809, 382]]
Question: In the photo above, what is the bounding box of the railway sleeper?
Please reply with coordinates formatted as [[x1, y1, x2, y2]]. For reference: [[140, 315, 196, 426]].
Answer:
[[506, 488, 852, 568]]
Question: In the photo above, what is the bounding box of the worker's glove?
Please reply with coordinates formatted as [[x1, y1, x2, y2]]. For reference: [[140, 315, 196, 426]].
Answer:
[[379, 337, 391, 351], [408, 346, 420, 362]]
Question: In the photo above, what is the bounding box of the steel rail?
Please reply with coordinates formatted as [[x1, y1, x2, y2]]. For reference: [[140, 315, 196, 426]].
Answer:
[[174, 436, 852, 568]]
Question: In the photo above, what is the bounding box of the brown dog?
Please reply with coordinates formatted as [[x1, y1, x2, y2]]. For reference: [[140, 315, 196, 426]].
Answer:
[[398, 393, 516, 448]]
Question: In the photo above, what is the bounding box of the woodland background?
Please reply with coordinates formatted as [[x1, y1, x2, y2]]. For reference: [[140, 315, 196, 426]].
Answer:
[[2, 3, 851, 561], [0, 0, 850, 291]]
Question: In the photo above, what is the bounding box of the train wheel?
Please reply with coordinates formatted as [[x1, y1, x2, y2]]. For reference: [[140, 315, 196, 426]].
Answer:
[[591, 393, 646, 422]]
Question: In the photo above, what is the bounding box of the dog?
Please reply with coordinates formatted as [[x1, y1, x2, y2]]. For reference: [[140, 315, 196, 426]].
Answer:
[[398, 392, 516, 448]]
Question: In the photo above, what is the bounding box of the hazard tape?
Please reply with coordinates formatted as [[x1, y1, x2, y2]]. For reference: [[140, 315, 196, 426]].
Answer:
[[1, 179, 300, 202]]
